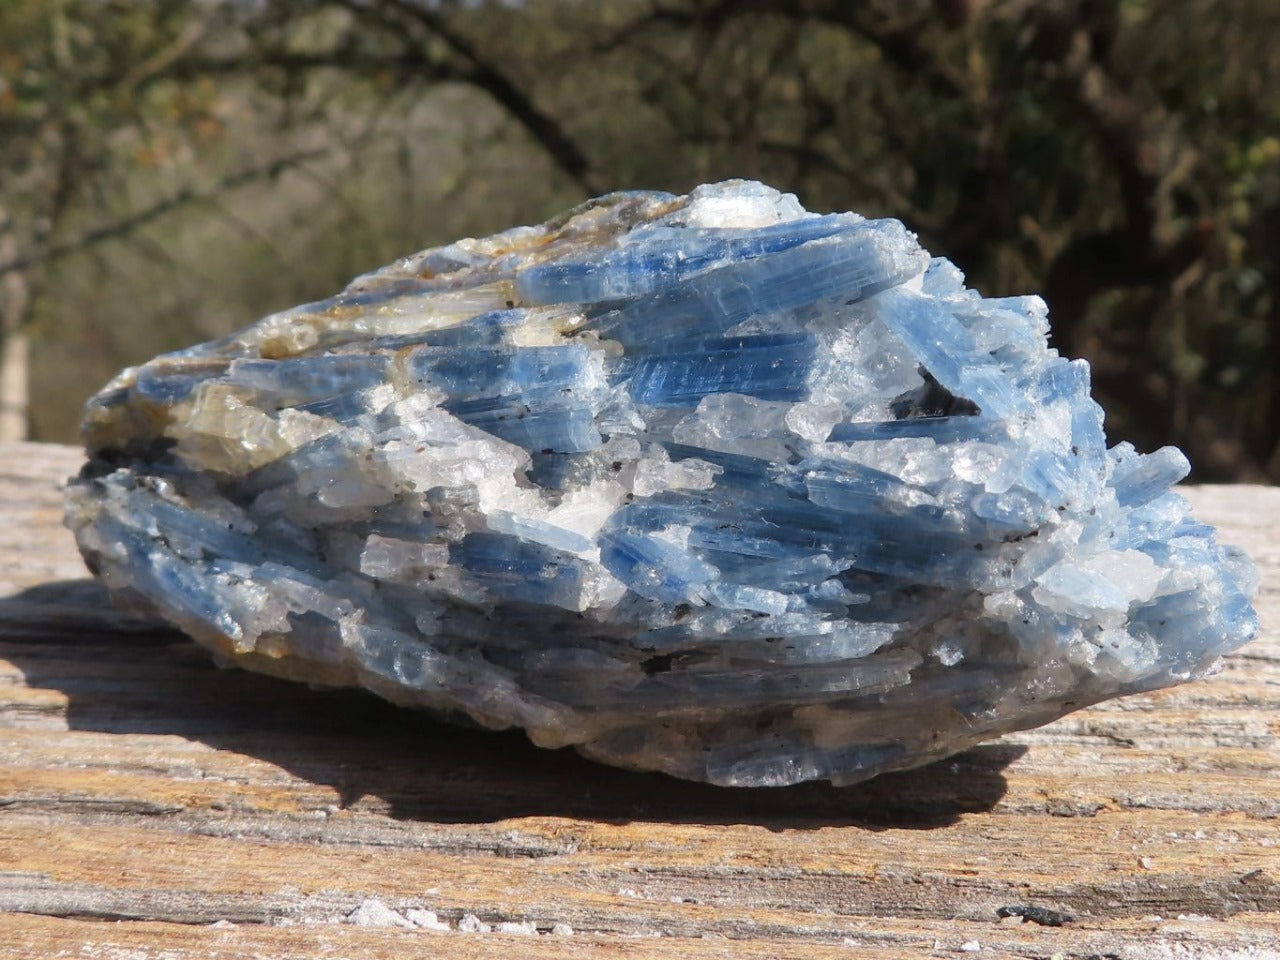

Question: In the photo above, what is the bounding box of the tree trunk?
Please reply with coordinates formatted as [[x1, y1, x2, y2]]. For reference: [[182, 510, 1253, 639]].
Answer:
[[0, 209, 30, 442]]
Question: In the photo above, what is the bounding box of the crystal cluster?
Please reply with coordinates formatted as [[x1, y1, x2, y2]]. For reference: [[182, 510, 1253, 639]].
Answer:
[[66, 181, 1257, 786]]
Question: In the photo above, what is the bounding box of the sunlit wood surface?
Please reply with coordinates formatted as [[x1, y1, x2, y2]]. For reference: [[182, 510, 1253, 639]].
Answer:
[[2, 441, 1276, 959]]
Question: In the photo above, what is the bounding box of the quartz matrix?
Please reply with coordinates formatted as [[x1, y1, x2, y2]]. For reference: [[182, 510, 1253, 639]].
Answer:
[[67, 181, 1258, 786]]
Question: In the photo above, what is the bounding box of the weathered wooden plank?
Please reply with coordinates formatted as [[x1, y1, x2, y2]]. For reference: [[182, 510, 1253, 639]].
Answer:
[[1, 441, 1277, 959], [5, 910, 1280, 960]]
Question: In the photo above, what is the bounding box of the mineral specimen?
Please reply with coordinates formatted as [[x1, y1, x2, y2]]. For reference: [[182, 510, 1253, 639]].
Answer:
[[66, 181, 1257, 787]]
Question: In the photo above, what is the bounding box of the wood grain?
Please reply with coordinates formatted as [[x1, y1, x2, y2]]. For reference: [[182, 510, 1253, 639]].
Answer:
[[1, 441, 1277, 959]]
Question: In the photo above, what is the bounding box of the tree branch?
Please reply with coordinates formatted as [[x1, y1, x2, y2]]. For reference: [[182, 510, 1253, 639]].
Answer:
[[352, 0, 598, 194], [613, 0, 970, 99], [0, 148, 333, 278]]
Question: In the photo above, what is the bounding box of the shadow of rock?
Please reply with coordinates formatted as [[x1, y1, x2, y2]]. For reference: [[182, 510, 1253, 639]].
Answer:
[[1, 579, 1024, 830]]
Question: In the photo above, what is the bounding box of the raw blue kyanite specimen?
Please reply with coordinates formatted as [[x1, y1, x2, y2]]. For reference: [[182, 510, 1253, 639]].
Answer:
[[66, 181, 1258, 786]]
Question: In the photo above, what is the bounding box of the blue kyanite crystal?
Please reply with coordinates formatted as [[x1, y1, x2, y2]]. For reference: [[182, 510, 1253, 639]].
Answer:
[[66, 181, 1258, 786]]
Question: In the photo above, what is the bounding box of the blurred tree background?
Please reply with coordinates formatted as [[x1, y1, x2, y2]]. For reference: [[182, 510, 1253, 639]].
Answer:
[[1, 0, 1278, 480]]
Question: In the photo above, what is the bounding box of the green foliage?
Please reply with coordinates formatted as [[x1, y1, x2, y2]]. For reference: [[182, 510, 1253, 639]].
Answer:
[[2, 0, 1278, 480]]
